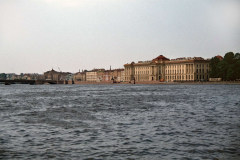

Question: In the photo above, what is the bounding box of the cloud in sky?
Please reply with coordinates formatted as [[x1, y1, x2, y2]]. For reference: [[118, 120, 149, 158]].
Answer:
[[43, 0, 83, 7], [0, 0, 239, 74], [210, 1, 240, 30], [41, 0, 109, 8]]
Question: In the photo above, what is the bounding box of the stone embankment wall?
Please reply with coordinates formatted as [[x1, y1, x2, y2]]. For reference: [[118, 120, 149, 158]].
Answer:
[[64, 80, 240, 85]]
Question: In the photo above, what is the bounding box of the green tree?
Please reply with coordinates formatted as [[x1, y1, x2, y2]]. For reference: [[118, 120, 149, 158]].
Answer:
[[234, 54, 240, 79], [209, 57, 220, 78], [226, 65, 235, 80], [210, 52, 240, 80], [224, 52, 234, 64], [0, 73, 6, 80], [234, 53, 240, 60], [218, 60, 228, 80]]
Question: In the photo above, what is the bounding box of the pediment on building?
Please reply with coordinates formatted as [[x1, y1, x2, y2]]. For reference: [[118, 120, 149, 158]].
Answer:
[[152, 55, 170, 62]]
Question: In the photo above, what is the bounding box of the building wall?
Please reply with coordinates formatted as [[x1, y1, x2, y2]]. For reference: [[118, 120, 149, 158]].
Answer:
[[195, 63, 210, 81], [102, 71, 113, 82], [44, 70, 70, 81], [44, 71, 60, 81], [74, 72, 86, 81], [134, 65, 150, 81], [97, 71, 104, 82], [124, 64, 135, 81], [120, 71, 125, 82], [113, 69, 124, 82], [164, 62, 210, 82], [165, 63, 194, 81], [96, 69, 124, 82], [86, 72, 97, 82]]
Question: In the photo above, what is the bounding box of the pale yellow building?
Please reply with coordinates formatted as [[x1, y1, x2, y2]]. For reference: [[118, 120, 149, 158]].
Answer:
[[86, 71, 97, 82], [120, 70, 125, 82], [74, 72, 86, 82], [165, 57, 210, 82], [124, 55, 210, 82]]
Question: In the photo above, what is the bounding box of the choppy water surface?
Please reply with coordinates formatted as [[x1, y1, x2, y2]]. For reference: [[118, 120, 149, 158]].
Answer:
[[0, 84, 239, 160]]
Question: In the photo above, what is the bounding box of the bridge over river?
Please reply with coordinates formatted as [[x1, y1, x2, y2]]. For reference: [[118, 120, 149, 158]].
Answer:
[[0, 80, 65, 85]]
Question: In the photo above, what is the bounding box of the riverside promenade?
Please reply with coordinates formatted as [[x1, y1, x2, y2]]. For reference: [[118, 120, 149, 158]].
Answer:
[[133, 81, 240, 85], [68, 81, 240, 85], [1, 79, 239, 85]]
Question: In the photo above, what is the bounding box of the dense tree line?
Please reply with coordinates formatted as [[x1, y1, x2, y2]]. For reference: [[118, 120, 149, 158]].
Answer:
[[0, 73, 6, 80], [210, 52, 240, 80]]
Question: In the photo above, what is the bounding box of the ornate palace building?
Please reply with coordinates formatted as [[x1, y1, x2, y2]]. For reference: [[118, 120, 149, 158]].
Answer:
[[124, 55, 210, 82]]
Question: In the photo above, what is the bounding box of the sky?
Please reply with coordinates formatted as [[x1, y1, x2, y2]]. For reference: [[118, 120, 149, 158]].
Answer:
[[0, 0, 240, 74]]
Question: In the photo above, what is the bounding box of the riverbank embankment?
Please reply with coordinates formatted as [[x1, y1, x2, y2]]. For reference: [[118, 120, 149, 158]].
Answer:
[[71, 81, 240, 85]]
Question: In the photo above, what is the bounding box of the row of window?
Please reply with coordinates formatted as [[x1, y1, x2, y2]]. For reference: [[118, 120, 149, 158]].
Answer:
[[135, 71, 150, 74], [166, 65, 190, 69], [125, 74, 209, 81], [126, 64, 210, 76], [196, 69, 209, 73], [166, 68, 209, 74], [134, 75, 149, 80], [127, 64, 209, 71], [166, 74, 209, 80], [166, 75, 194, 81], [166, 69, 188, 74], [135, 66, 150, 70], [197, 64, 209, 68], [166, 64, 208, 69], [131, 69, 210, 75], [196, 75, 209, 80]]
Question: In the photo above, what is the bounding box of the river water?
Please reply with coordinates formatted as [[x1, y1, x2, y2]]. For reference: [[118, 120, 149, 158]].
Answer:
[[0, 84, 239, 160]]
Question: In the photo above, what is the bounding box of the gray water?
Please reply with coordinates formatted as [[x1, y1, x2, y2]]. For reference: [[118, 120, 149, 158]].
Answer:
[[0, 84, 239, 160]]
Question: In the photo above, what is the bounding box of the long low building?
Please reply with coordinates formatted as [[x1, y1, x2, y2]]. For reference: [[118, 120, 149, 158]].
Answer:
[[124, 55, 210, 82], [73, 68, 125, 83]]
